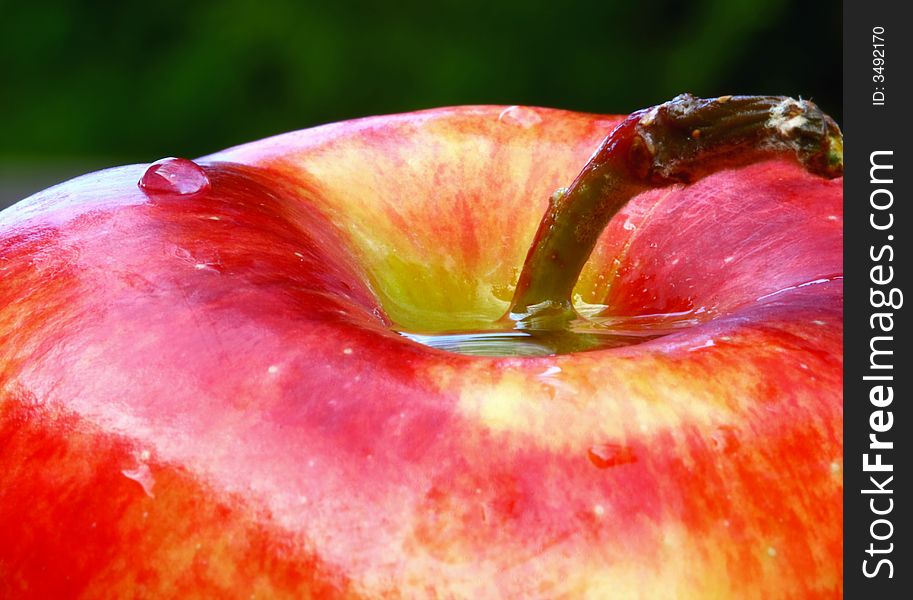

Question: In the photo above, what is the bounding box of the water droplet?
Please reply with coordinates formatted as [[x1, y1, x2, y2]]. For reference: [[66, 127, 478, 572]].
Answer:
[[139, 157, 210, 196], [122, 463, 156, 498], [498, 106, 542, 128], [587, 443, 637, 469]]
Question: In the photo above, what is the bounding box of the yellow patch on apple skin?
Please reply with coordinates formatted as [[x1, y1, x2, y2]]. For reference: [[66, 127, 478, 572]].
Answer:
[[441, 352, 741, 453], [381, 478, 838, 599], [471, 370, 528, 431], [385, 519, 778, 599]]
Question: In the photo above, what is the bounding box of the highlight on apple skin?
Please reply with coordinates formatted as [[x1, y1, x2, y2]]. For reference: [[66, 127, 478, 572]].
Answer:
[[0, 97, 842, 598]]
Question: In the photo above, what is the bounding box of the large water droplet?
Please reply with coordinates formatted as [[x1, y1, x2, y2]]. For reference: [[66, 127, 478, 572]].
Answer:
[[587, 443, 637, 469], [498, 106, 543, 128], [139, 157, 210, 196]]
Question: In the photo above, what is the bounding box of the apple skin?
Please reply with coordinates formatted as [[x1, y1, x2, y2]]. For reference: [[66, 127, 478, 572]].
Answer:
[[0, 106, 841, 598]]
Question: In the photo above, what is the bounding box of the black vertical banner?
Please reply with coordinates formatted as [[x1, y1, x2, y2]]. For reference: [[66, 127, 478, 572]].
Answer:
[[844, 1, 910, 597]]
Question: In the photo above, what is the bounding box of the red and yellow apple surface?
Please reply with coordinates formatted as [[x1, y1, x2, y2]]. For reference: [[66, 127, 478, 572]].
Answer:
[[0, 98, 841, 597]]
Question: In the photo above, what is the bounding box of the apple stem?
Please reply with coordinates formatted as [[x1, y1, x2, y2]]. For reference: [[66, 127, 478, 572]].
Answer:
[[507, 94, 843, 328]]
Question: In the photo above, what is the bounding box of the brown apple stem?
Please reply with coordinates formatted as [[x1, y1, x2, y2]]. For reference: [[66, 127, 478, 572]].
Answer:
[[507, 94, 843, 328]]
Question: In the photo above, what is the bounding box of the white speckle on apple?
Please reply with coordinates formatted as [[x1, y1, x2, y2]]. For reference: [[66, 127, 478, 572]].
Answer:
[[723, 520, 731, 528], [294, 252, 304, 259], [687, 339, 716, 352], [623, 218, 636, 231], [813, 320, 827, 326], [191, 261, 221, 273], [767, 546, 778, 558], [343, 348, 353, 355], [593, 505, 605, 517], [756, 276, 840, 302], [827, 215, 839, 221], [830, 461, 841, 473], [539, 366, 562, 377], [723, 256, 734, 263], [123, 463, 156, 498], [799, 363, 809, 370], [267, 365, 279, 375], [207, 216, 221, 221]]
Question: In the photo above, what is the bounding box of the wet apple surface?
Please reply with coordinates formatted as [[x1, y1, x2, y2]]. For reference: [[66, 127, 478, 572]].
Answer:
[[0, 97, 842, 598]]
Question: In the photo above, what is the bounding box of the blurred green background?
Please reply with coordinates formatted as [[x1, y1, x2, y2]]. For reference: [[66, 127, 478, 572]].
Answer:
[[0, 0, 840, 209]]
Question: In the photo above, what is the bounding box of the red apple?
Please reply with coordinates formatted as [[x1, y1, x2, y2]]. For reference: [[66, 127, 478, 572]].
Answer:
[[0, 98, 842, 597]]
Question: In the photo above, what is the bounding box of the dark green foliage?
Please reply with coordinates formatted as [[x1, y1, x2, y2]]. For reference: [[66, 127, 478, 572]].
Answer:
[[0, 0, 840, 163]]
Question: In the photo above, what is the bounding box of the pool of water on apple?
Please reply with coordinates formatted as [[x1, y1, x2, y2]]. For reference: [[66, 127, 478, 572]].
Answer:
[[397, 308, 707, 357]]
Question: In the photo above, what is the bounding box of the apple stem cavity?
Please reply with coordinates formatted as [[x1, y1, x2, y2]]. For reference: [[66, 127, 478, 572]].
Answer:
[[507, 94, 843, 328]]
